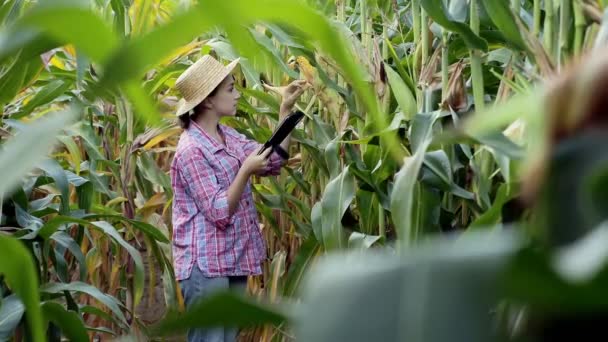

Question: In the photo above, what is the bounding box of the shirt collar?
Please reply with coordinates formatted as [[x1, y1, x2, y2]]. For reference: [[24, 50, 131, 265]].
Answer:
[[187, 121, 226, 154]]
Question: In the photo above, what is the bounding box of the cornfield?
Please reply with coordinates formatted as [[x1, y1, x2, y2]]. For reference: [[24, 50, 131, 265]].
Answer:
[[1, 0, 608, 341]]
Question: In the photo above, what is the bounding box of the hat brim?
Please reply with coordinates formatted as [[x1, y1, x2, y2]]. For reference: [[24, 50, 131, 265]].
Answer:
[[175, 58, 240, 117]]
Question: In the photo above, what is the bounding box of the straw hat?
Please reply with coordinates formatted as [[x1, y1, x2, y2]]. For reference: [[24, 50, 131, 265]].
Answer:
[[174, 55, 240, 116]]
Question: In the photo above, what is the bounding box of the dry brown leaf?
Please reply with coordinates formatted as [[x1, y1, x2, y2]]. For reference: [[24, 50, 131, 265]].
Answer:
[[418, 47, 442, 90], [441, 60, 467, 112], [496, 62, 515, 103]]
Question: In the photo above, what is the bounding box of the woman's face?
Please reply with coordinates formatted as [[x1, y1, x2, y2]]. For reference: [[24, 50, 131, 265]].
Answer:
[[207, 75, 241, 117]]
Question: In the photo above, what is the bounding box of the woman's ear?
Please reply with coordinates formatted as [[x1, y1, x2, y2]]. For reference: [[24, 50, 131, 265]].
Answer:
[[201, 97, 214, 110]]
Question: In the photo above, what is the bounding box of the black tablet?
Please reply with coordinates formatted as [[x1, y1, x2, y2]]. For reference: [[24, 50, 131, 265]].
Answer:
[[258, 110, 305, 157]]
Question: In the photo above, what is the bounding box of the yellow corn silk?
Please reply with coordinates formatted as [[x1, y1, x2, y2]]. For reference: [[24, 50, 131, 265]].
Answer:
[[262, 55, 345, 121], [294, 56, 316, 85], [291, 56, 344, 117]]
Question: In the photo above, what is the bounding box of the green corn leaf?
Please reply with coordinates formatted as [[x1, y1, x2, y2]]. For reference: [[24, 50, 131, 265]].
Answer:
[[421, 0, 488, 51], [0, 236, 45, 342]]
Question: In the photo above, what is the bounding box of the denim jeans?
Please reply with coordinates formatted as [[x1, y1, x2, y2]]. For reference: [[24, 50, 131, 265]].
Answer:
[[179, 266, 248, 342]]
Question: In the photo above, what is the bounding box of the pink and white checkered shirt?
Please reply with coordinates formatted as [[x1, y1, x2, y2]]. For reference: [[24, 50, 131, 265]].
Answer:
[[170, 121, 285, 280]]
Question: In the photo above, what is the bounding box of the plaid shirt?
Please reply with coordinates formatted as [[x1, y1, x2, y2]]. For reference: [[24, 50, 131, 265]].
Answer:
[[170, 121, 285, 280]]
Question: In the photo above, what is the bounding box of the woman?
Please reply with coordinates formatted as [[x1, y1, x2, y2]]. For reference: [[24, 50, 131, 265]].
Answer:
[[170, 55, 306, 342]]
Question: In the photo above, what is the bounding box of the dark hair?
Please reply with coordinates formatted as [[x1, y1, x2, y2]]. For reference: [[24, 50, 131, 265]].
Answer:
[[177, 110, 200, 130], [177, 86, 220, 129]]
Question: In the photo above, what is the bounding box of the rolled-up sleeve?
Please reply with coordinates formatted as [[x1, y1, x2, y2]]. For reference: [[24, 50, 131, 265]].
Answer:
[[238, 133, 287, 177], [178, 148, 236, 230]]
